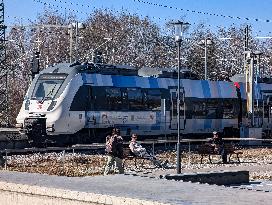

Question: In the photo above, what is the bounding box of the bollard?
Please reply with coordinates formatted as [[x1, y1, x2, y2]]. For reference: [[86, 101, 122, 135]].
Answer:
[[188, 142, 191, 166], [62, 150, 66, 172]]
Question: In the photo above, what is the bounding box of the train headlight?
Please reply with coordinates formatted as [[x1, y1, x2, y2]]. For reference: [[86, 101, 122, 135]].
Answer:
[[46, 124, 55, 132]]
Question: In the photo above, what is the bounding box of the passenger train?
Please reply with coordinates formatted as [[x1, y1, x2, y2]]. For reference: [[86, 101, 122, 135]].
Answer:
[[16, 62, 272, 145]]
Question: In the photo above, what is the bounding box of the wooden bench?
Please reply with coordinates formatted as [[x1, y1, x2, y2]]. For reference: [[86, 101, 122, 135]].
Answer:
[[197, 143, 243, 164], [122, 148, 153, 168]]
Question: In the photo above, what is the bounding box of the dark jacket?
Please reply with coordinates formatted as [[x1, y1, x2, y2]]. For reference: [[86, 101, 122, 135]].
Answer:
[[106, 135, 124, 159], [115, 136, 124, 159]]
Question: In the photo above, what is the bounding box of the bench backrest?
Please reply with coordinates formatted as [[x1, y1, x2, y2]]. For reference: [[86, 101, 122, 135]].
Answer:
[[198, 144, 215, 154], [198, 143, 236, 154], [123, 148, 136, 157]]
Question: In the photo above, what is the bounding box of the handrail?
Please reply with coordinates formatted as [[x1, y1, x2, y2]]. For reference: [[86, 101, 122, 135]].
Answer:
[[1, 137, 272, 155]]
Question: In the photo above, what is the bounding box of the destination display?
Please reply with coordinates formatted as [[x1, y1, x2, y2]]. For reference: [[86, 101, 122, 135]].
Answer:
[[39, 74, 68, 80]]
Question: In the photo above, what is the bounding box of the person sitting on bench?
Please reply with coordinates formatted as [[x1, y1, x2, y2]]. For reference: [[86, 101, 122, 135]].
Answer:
[[209, 131, 228, 163], [129, 134, 167, 168]]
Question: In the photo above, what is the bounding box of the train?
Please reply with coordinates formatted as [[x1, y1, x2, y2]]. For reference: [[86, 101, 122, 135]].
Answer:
[[15, 62, 272, 146]]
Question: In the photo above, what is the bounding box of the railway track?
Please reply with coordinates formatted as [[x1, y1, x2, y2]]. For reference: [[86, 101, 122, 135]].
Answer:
[[0, 128, 28, 149]]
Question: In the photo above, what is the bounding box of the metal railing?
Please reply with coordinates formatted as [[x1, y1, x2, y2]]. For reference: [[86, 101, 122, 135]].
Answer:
[[1, 138, 272, 170]]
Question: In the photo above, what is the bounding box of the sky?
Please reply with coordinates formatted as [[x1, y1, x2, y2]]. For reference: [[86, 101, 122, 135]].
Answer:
[[5, 0, 272, 37]]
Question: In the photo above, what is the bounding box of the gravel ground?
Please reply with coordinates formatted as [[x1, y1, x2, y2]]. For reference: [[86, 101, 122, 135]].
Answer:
[[1, 147, 272, 180]]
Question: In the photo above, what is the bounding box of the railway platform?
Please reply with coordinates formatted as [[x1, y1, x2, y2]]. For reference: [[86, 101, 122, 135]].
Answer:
[[0, 170, 272, 205]]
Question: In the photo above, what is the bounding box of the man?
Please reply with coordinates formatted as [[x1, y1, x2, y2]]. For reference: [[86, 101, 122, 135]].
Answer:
[[209, 131, 228, 163], [129, 134, 150, 158], [129, 134, 167, 168], [104, 128, 124, 175]]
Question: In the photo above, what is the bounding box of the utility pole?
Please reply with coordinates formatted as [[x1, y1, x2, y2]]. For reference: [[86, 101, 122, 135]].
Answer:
[[243, 25, 249, 74], [68, 24, 73, 63], [0, 0, 9, 127], [68, 22, 85, 63], [199, 38, 212, 80], [204, 39, 207, 80]]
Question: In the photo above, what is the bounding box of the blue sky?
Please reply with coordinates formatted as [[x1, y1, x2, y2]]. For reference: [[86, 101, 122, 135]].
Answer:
[[5, 0, 272, 36]]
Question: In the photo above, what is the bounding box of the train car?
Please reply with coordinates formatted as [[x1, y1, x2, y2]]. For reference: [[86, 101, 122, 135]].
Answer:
[[16, 62, 272, 145]]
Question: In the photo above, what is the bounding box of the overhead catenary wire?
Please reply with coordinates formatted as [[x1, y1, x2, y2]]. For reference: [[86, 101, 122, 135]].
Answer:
[[6, 0, 272, 37], [32, 0, 268, 36], [131, 0, 272, 24], [35, 0, 272, 36]]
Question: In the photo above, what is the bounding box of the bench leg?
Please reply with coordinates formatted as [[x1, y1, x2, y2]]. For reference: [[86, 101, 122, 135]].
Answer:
[[236, 154, 240, 163], [228, 154, 232, 163], [140, 159, 145, 167], [134, 158, 137, 168], [208, 155, 212, 163]]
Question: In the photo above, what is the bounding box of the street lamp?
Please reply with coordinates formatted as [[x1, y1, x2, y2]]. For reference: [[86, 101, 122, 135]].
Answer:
[[68, 22, 86, 63], [172, 21, 189, 174], [199, 38, 213, 80]]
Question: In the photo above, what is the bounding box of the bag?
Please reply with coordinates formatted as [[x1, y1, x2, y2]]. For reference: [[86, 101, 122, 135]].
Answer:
[[105, 135, 118, 154]]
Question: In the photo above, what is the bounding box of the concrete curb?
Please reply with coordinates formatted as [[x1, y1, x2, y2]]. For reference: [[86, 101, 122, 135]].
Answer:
[[0, 181, 171, 205]]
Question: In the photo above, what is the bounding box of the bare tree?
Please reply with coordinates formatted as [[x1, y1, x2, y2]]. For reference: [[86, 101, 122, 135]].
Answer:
[[4, 8, 272, 124]]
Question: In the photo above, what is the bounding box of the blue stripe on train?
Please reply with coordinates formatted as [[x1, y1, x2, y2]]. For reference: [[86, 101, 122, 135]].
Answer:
[[149, 77, 159, 88], [112, 75, 136, 87], [82, 73, 87, 84], [204, 119, 212, 129], [201, 80, 211, 98]]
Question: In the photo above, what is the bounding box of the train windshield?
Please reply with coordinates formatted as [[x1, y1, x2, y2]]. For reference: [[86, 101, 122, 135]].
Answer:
[[31, 74, 67, 100]]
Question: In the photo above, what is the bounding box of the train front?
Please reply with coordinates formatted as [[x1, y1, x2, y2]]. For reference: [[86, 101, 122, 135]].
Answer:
[[16, 63, 74, 145]]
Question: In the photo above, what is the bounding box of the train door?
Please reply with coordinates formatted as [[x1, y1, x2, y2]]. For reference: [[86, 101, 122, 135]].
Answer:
[[169, 88, 186, 130], [262, 93, 272, 127]]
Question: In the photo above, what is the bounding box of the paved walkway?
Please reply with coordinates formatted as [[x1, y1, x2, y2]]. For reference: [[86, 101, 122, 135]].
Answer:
[[133, 163, 272, 178], [0, 170, 272, 205]]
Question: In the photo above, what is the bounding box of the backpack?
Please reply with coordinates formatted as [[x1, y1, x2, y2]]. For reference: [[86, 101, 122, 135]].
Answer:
[[105, 135, 118, 154]]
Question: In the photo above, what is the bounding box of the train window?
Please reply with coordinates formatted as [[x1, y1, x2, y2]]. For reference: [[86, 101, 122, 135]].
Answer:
[[32, 79, 64, 100], [92, 87, 107, 110], [127, 88, 144, 110], [105, 87, 122, 110], [32, 74, 67, 100], [146, 89, 161, 110], [70, 85, 89, 111], [191, 100, 206, 119], [121, 89, 129, 110], [206, 99, 220, 119], [222, 99, 237, 119]]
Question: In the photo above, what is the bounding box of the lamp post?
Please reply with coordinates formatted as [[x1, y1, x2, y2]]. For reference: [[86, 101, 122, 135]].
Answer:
[[173, 21, 189, 174], [68, 22, 85, 63]]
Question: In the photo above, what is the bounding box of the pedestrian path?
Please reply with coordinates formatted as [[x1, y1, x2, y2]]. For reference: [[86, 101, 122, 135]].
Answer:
[[0, 170, 272, 205]]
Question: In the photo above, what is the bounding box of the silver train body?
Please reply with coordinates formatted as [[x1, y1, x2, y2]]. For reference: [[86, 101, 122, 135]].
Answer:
[[16, 63, 272, 144]]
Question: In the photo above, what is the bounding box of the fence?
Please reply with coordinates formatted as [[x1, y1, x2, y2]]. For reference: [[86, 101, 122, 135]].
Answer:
[[1, 138, 272, 170]]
